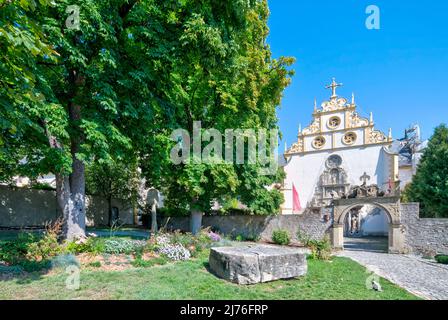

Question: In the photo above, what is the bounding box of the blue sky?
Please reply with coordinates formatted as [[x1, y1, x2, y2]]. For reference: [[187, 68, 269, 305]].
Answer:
[[267, 0, 448, 152]]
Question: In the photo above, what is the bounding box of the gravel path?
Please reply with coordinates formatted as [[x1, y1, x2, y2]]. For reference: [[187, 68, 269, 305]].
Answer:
[[336, 250, 448, 300]]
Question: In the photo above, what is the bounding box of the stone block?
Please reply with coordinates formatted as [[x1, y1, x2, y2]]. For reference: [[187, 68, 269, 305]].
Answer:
[[209, 245, 307, 285]]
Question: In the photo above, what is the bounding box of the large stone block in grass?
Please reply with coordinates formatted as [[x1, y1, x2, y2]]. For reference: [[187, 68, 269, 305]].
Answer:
[[209, 245, 307, 285]]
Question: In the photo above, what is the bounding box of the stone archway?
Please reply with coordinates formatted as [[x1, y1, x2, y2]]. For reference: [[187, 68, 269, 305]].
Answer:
[[330, 197, 405, 253]]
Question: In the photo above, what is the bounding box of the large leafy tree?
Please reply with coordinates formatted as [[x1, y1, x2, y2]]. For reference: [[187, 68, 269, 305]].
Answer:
[[404, 124, 448, 218], [140, 0, 293, 233], [1, 0, 174, 239], [2, 0, 293, 238]]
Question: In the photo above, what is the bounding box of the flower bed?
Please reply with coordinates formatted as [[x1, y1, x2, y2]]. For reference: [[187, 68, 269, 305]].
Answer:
[[0, 225, 223, 273]]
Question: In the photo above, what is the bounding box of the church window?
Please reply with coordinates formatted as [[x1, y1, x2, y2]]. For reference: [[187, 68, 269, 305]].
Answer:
[[343, 132, 357, 145], [328, 116, 341, 129], [312, 136, 326, 149], [326, 155, 342, 168]]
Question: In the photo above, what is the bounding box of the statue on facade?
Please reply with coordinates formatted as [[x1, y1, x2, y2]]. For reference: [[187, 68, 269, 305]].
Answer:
[[350, 214, 359, 234]]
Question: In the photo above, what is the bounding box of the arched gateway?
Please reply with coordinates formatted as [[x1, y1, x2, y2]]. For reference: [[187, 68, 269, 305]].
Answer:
[[331, 196, 405, 253]]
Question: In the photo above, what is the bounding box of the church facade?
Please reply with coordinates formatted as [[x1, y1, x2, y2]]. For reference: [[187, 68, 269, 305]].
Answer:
[[280, 79, 422, 230]]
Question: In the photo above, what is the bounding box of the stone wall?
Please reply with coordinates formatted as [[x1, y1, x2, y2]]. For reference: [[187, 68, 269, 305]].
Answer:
[[401, 203, 448, 256], [162, 211, 333, 243], [0, 185, 134, 228]]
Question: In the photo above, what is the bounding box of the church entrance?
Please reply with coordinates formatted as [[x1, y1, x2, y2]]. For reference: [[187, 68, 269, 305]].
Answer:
[[331, 196, 405, 254], [342, 205, 389, 253]]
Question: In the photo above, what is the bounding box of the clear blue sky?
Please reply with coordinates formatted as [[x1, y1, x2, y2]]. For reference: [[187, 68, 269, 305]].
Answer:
[[267, 0, 448, 152]]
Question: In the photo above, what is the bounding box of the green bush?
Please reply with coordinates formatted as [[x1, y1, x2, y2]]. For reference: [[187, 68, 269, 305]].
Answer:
[[272, 229, 290, 245], [103, 238, 147, 254], [65, 237, 105, 254], [435, 255, 448, 264], [26, 232, 62, 261], [0, 233, 35, 265], [168, 229, 215, 256], [233, 233, 260, 242], [297, 229, 332, 260]]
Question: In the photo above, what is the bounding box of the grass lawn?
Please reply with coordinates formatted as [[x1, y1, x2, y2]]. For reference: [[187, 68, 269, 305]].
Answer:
[[0, 251, 419, 300]]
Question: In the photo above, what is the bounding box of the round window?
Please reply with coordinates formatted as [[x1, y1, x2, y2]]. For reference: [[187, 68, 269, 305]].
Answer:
[[343, 132, 357, 145], [326, 155, 342, 168], [312, 136, 326, 149], [328, 116, 341, 129]]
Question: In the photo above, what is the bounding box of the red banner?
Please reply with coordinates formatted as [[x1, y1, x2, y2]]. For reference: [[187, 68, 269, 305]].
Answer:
[[292, 183, 302, 213]]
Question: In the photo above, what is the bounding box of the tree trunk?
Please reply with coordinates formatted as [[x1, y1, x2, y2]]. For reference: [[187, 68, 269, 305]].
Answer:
[[47, 71, 86, 241], [190, 208, 203, 235], [56, 171, 86, 240]]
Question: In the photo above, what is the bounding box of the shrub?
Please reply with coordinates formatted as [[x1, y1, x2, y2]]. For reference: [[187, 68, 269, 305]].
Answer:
[[26, 232, 62, 261], [65, 237, 105, 254], [435, 255, 448, 265], [297, 229, 332, 260], [272, 229, 290, 245], [0, 233, 35, 265], [233, 233, 260, 242], [103, 239, 147, 255]]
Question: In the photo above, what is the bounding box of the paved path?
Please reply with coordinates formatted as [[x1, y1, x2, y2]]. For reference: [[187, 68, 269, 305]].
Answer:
[[344, 237, 388, 253], [336, 250, 448, 300]]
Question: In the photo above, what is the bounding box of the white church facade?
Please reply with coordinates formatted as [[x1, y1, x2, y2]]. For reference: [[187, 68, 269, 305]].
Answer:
[[281, 79, 425, 237]]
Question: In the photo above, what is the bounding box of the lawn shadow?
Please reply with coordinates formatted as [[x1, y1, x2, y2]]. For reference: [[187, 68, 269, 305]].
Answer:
[[0, 265, 49, 283]]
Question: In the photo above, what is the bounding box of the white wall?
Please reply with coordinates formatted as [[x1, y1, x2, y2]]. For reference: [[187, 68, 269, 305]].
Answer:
[[282, 145, 393, 214], [359, 205, 389, 236]]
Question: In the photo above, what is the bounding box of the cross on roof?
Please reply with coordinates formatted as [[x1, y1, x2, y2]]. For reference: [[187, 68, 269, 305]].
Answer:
[[360, 172, 371, 185], [325, 78, 343, 99]]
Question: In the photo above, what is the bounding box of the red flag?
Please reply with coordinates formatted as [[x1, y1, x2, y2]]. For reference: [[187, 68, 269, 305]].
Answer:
[[292, 183, 302, 213]]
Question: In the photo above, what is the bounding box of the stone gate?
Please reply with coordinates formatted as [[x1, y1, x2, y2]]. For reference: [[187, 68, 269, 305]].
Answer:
[[330, 196, 405, 253]]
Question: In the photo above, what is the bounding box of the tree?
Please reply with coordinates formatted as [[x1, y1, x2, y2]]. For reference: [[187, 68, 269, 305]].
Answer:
[[404, 124, 448, 218], [1, 0, 175, 239], [139, 0, 293, 233], [2, 0, 293, 238]]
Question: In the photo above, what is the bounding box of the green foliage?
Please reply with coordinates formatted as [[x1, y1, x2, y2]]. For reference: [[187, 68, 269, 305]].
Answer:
[[103, 238, 147, 255], [26, 232, 62, 261], [404, 124, 448, 218], [0, 0, 58, 182], [140, 0, 293, 216], [30, 182, 56, 191], [0, 233, 36, 265], [272, 229, 290, 245], [435, 255, 448, 265], [2, 0, 294, 239], [168, 229, 215, 256], [233, 233, 260, 242], [297, 230, 332, 261], [65, 238, 105, 255], [0, 229, 62, 271], [85, 159, 141, 206]]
